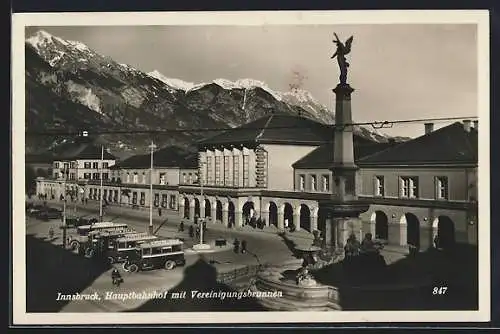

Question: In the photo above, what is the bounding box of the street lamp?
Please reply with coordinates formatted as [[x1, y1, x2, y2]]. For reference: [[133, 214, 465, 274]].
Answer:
[[148, 141, 157, 235]]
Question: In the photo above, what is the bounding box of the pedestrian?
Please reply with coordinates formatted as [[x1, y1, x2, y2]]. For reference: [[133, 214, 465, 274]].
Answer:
[[433, 234, 440, 250], [195, 226, 200, 239], [158, 208, 162, 217], [111, 268, 123, 287], [241, 240, 247, 254], [48, 227, 54, 240], [189, 225, 194, 238], [233, 238, 240, 253], [179, 221, 185, 232]]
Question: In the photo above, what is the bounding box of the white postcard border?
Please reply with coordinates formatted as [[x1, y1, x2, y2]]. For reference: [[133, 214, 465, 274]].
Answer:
[[11, 10, 491, 325]]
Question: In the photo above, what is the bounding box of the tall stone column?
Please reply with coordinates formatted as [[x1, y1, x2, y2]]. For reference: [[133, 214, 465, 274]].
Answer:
[[318, 82, 369, 251]]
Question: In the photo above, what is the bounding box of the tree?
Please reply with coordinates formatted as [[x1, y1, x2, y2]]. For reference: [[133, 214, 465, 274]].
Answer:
[[25, 165, 37, 195]]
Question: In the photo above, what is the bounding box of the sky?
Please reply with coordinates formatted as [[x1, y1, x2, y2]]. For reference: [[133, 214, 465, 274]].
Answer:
[[25, 24, 478, 138]]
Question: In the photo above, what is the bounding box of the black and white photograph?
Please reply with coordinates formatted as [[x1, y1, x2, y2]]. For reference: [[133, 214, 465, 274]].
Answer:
[[12, 10, 490, 324]]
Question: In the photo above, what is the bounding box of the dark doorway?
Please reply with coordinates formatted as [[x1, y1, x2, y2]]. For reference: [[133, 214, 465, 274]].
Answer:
[[405, 213, 420, 251], [204, 199, 211, 218], [183, 197, 190, 219], [194, 198, 200, 217], [216, 200, 223, 222], [242, 201, 255, 225], [283, 203, 294, 229], [299, 204, 311, 232], [228, 201, 235, 227], [437, 216, 456, 250], [374, 211, 389, 241], [268, 202, 278, 227]]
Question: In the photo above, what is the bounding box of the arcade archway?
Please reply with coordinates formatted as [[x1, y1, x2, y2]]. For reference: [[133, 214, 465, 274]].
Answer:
[[268, 201, 278, 227], [405, 213, 420, 250], [216, 200, 223, 222], [194, 198, 200, 217], [283, 202, 294, 229], [374, 211, 389, 240], [183, 197, 190, 219], [437, 215, 456, 250], [228, 201, 235, 227], [204, 199, 211, 217], [299, 204, 311, 232], [242, 201, 255, 225]]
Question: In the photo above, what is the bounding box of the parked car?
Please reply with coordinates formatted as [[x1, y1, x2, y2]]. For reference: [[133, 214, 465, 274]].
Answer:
[[26, 204, 45, 217], [123, 238, 186, 273], [36, 207, 62, 221], [64, 216, 98, 228]]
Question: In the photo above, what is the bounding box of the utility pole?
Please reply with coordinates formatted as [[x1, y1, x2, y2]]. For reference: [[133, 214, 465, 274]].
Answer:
[[148, 141, 157, 235], [99, 145, 104, 222]]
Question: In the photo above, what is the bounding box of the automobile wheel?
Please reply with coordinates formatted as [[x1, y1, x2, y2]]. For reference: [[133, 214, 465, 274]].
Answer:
[[128, 264, 139, 273], [85, 248, 95, 258], [164, 260, 176, 270], [70, 240, 79, 250], [108, 257, 115, 265]]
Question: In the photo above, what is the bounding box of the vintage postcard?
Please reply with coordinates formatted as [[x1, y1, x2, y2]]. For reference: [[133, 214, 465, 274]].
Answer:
[[12, 10, 490, 325]]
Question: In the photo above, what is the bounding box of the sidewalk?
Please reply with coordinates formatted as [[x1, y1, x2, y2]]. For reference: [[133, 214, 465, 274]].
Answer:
[[33, 198, 313, 242]]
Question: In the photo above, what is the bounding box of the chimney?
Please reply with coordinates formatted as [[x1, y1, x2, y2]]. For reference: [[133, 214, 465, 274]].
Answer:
[[473, 120, 478, 131], [463, 120, 472, 132], [424, 122, 434, 134]]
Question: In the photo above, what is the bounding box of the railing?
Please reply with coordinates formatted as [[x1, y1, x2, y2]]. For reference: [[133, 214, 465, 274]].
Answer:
[[216, 264, 264, 284]]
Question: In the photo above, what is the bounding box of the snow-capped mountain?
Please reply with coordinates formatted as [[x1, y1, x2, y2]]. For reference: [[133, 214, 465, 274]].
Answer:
[[147, 70, 334, 123], [25, 30, 405, 155]]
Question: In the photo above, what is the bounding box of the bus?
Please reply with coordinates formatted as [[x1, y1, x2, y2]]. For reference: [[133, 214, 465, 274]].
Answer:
[[69, 222, 129, 251], [123, 238, 186, 272], [107, 233, 160, 264]]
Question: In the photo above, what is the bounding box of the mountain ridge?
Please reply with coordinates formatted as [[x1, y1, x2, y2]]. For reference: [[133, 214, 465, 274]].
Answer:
[[25, 29, 407, 158]]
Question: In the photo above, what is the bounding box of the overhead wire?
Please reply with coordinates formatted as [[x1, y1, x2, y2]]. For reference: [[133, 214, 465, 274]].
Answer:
[[24, 115, 478, 137]]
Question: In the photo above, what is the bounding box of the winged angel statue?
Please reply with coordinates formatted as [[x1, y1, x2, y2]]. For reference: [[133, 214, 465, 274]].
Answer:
[[330, 33, 354, 85]]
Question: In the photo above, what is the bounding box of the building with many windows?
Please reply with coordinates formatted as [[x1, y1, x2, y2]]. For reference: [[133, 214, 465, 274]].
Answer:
[[85, 146, 198, 211], [34, 116, 478, 252], [292, 119, 478, 251]]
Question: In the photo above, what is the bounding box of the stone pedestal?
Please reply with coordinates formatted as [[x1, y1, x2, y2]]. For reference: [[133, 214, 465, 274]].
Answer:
[[319, 200, 369, 250]]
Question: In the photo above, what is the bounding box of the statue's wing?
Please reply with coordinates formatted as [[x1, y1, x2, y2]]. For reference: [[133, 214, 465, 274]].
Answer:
[[345, 36, 354, 53]]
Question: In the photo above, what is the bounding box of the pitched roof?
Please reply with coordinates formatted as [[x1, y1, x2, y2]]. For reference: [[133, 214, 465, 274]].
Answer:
[[25, 153, 54, 164], [57, 143, 116, 160], [292, 135, 395, 169], [116, 146, 198, 169], [357, 122, 478, 166], [198, 113, 332, 146]]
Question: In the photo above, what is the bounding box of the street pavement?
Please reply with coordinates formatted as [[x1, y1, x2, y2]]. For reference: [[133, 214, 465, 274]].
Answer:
[[24, 199, 416, 312], [25, 200, 304, 312]]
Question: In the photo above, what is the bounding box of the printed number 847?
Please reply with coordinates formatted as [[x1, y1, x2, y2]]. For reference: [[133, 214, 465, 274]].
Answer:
[[432, 287, 448, 295]]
